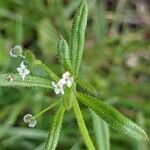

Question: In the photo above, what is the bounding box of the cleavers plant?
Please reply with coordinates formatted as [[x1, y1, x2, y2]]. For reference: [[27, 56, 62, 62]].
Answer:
[[0, 0, 148, 150]]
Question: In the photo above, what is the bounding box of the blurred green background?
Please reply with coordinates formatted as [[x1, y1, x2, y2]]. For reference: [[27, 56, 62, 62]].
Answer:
[[0, 0, 149, 149]]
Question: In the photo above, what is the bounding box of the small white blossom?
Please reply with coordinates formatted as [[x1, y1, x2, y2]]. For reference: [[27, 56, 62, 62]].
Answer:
[[10, 45, 23, 58], [52, 81, 64, 95], [51, 71, 73, 95], [17, 61, 30, 80], [23, 114, 37, 128], [62, 71, 73, 87]]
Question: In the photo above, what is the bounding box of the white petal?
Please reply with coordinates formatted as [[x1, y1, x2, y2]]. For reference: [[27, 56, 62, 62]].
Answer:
[[20, 61, 26, 69], [58, 79, 65, 86], [54, 88, 60, 94], [25, 69, 30, 75], [67, 80, 72, 87], [10, 50, 17, 57], [52, 81, 57, 87], [60, 88, 64, 95], [62, 71, 70, 79], [22, 74, 26, 81], [17, 67, 22, 72]]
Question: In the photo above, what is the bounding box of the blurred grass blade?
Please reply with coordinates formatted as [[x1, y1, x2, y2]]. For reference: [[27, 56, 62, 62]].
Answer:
[[93, 0, 107, 42], [57, 36, 72, 72], [0, 73, 52, 89], [37, 19, 58, 56], [135, 112, 149, 150], [45, 105, 65, 150], [69, 0, 88, 75], [91, 111, 110, 150], [110, 0, 127, 35], [73, 97, 95, 150], [0, 101, 25, 139], [77, 92, 148, 141]]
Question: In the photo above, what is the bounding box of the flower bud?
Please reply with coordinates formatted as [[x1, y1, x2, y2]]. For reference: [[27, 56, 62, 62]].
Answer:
[[23, 114, 37, 128], [10, 45, 23, 57]]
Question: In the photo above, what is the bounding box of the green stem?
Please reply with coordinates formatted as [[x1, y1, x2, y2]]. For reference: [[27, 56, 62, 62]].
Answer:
[[34, 99, 62, 119]]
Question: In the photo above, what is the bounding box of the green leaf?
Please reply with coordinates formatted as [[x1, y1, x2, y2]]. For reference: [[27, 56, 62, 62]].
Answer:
[[73, 97, 95, 150], [57, 36, 72, 72], [91, 111, 110, 150], [25, 50, 58, 81], [69, 0, 88, 76], [37, 63, 59, 81], [76, 77, 97, 96], [25, 50, 36, 65], [77, 92, 149, 141], [63, 87, 73, 110], [0, 73, 52, 89], [45, 105, 65, 150]]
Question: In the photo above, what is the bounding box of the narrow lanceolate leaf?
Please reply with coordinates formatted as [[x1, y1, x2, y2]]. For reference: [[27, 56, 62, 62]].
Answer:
[[38, 63, 59, 81], [91, 111, 110, 150], [73, 98, 95, 150], [70, 0, 88, 76], [25, 51, 58, 81], [57, 36, 72, 72], [76, 77, 97, 96], [0, 73, 52, 89], [77, 92, 149, 141], [45, 105, 65, 150]]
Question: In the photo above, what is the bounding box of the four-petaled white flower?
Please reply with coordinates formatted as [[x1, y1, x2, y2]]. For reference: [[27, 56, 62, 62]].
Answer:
[[52, 80, 64, 95], [17, 61, 30, 81], [62, 71, 74, 87], [23, 114, 37, 128], [51, 71, 74, 95]]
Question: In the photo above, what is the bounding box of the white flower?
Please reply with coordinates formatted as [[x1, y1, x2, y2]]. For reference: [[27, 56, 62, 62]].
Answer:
[[10, 45, 23, 58], [52, 81, 64, 95], [62, 71, 73, 87], [51, 71, 73, 95], [23, 114, 37, 128], [17, 61, 30, 80]]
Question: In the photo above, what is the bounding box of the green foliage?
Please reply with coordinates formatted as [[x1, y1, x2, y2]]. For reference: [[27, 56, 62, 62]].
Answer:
[[77, 92, 148, 141], [63, 87, 73, 110], [0, 73, 52, 89], [25, 51, 59, 81], [76, 77, 97, 96], [57, 36, 72, 72], [91, 111, 110, 150], [0, 0, 149, 149], [73, 97, 95, 150], [69, 0, 88, 76], [25, 50, 36, 66], [45, 105, 65, 150]]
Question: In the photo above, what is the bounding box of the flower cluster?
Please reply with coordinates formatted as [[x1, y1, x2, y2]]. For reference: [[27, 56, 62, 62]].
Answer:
[[52, 71, 73, 95], [10, 45, 30, 80], [23, 114, 37, 128]]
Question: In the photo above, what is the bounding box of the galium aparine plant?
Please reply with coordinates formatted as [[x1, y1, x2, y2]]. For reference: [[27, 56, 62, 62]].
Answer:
[[0, 1, 148, 150]]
